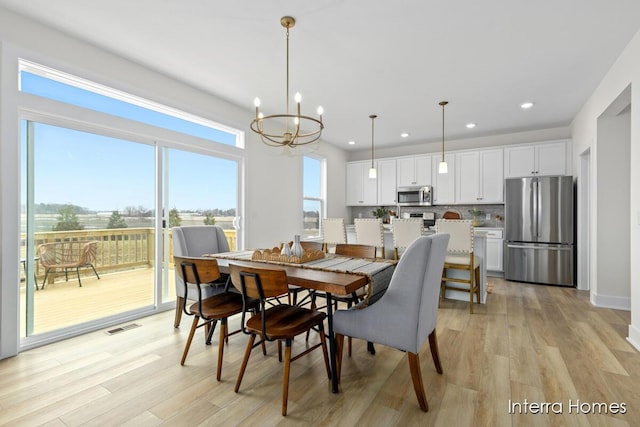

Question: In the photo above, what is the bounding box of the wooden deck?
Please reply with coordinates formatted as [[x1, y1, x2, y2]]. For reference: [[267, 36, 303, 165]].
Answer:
[[20, 267, 177, 336]]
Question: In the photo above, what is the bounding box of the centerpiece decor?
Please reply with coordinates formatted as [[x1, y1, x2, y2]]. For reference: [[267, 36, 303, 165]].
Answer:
[[252, 244, 325, 264]]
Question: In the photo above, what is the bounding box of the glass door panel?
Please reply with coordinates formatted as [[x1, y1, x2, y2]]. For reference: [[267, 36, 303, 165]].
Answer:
[[161, 148, 238, 305], [20, 121, 156, 337]]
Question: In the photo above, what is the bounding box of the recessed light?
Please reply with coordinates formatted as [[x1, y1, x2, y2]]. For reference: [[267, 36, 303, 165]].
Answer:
[[466, 123, 476, 129], [348, 140, 355, 145], [520, 102, 534, 109], [400, 132, 409, 138]]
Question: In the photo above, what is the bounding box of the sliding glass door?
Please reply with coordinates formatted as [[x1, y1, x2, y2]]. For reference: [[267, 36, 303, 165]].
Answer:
[[20, 119, 242, 342], [20, 121, 157, 337], [161, 148, 238, 306]]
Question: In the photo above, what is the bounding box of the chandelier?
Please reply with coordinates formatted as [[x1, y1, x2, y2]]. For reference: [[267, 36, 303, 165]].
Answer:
[[250, 16, 324, 147]]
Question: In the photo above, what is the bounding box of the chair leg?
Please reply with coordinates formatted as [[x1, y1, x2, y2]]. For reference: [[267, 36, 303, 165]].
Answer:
[[428, 330, 443, 374], [469, 268, 475, 314], [317, 322, 331, 379], [180, 316, 199, 365], [216, 318, 227, 381], [235, 334, 256, 393], [205, 319, 218, 345], [174, 298, 183, 328], [475, 266, 481, 305], [278, 340, 283, 362], [75, 267, 82, 287], [367, 342, 376, 355], [89, 263, 100, 279], [41, 268, 51, 289], [282, 338, 292, 416], [408, 352, 429, 412]]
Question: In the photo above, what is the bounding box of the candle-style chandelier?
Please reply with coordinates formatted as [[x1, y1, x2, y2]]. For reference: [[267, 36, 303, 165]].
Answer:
[[250, 16, 324, 147]]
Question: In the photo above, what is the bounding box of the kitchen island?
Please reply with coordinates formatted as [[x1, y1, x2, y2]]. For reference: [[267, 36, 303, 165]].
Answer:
[[345, 224, 488, 304]]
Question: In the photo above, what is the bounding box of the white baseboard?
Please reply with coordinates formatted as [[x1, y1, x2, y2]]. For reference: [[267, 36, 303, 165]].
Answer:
[[590, 292, 631, 311], [627, 324, 640, 353]]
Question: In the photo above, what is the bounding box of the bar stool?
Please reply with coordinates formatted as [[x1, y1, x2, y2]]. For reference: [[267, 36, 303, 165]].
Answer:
[[391, 218, 424, 260], [321, 218, 347, 253], [354, 218, 385, 258]]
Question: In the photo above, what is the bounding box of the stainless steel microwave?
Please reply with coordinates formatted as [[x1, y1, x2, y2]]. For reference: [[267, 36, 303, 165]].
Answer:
[[397, 186, 432, 206]]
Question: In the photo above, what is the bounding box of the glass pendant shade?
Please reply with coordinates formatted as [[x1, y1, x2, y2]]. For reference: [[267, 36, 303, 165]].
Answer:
[[369, 167, 377, 179], [438, 161, 448, 174]]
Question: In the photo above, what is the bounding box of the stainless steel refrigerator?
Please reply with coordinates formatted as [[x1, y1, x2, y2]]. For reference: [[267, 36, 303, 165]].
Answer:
[[504, 176, 575, 286]]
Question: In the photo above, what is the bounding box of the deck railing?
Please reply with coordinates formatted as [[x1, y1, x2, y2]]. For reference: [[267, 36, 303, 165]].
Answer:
[[21, 227, 237, 282]]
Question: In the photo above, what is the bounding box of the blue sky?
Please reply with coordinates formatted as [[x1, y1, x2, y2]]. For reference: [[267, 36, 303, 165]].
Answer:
[[21, 71, 319, 213], [21, 72, 238, 212]]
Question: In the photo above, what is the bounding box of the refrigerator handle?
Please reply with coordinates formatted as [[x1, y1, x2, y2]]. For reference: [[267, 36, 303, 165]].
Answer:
[[536, 179, 542, 238], [532, 179, 538, 238], [507, 244, 573, 251]]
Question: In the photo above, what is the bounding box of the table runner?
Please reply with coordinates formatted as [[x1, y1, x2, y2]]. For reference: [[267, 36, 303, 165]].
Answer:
[[207, 251, 396, 305]]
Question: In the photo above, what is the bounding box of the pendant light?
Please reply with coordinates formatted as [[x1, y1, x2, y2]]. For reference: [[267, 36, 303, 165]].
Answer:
[[368, 114, 378, 179], [438, 101, 448, 174]]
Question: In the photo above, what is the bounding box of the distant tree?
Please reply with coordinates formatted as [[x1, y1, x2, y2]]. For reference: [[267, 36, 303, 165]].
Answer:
[[168, 207, 182, 228], [107, 210, 128, 229], [53, 204, 84, 231], [124, 205, 152, 217], [203, 210, 216, 225]]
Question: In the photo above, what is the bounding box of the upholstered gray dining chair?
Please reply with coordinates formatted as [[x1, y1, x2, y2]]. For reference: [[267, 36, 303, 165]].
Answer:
[[172, 225, 230, 328], [333, 234, 450, 412]]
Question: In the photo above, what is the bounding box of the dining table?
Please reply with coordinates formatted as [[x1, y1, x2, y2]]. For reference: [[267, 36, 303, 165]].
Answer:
[[205, 250, 397, 393]]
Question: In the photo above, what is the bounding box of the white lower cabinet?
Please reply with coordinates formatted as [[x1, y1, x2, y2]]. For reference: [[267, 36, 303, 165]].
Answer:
[[481, 228, 503, 273]]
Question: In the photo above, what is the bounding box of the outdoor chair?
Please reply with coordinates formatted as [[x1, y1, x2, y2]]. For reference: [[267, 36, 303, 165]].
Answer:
[[36, 240, 100, 289]]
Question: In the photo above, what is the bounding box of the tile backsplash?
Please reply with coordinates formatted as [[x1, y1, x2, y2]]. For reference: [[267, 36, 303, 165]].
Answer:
[[350, 204, 505, 227]]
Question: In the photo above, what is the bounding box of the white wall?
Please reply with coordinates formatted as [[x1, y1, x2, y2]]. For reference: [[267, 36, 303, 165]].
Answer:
[[0, 7, 349, 357], [571, 28, 640, 351], [595, 111, 630, 305]]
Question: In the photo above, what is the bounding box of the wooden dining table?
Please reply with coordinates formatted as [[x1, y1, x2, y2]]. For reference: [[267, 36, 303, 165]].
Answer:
[[206, 250, 395, 393]]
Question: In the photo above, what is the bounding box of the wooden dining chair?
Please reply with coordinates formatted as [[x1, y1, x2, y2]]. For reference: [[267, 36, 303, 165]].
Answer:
[[354, 218, 385, 258], [333, 234, 450, 412], [308, 243, 376, 356], [391, 218, 424, 260], [172, 225, 231, 328], [229, 264, 331, 416], [435, 219, 481, 313], [174, 256, 260, 381]]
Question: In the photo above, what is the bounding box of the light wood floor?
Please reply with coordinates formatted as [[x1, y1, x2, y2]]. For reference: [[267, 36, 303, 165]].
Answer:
[[2, 278, 639, 426]]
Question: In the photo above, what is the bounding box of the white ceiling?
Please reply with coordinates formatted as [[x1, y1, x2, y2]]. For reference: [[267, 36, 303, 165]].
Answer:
[[1, 0, 640, 151]]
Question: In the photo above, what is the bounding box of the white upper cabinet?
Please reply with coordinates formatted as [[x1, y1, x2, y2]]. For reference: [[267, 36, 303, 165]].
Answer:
[[432, 153, 455, 204], [456, 149, 504, 203], [377, 158, 397, 205], [397, 155, 432, 187], [504, 141, 567, 177], [346, 161, 377, 205]]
